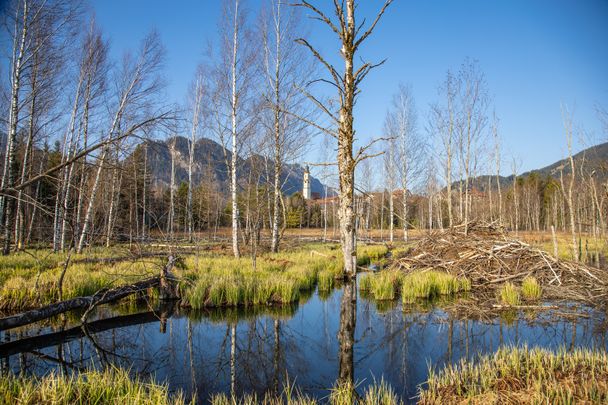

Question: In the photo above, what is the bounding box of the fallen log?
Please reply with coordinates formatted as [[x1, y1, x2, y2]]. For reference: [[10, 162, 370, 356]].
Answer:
[[0, 306, 174, 357], [0, 256, 177, 332]]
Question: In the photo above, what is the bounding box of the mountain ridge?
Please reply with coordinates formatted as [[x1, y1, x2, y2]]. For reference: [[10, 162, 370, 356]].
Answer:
[[140, 136, 330, 197]]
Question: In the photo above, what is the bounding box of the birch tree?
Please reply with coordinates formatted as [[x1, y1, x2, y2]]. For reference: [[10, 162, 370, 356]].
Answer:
[[209, 0, 257, 258], [260, 0, 313, 253], [187, 70, 204, 243], [559, 107, 579, 262], [455, 59, 489, 235], [430, 71, 457, 227], [387, 84, 422, 241], [76, 31, 168, 253], [296, 0, 393, 277], [1, 0, 81, 254]]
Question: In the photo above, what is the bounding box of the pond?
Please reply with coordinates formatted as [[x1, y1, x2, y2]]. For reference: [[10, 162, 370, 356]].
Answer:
[[0, 277, 606, 404]]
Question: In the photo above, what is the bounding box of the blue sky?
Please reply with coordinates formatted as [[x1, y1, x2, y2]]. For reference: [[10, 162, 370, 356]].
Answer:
[[92, 0, 608, 174]]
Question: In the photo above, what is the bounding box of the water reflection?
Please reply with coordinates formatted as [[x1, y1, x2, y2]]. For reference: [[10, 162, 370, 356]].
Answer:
[[338, 277, 356, 387], [0, 285, 607, 404]]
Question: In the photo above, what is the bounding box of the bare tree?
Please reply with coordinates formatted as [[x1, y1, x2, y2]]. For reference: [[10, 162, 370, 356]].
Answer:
[[387, 84, 422, 241], [492, 113, 503, 225], [208, 0, 257, 258], [382, 134, 396, 243], [259, 0, 313, 253], [1, 0, 82, 254], [187, 70, 204, 243], [559, 106, 579, 262], [296, 0, 393, 276], [455, 59, 489, 235], [76, 31, 168, 253], [430, 70, 457, 227]]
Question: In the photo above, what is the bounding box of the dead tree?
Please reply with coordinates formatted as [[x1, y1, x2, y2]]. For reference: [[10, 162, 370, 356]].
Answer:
[[296, 0, 393, 276]]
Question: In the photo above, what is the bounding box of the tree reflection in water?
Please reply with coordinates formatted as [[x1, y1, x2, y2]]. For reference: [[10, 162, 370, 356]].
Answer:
[[338, 277, 356, 388], [1, 285, 607, 403]]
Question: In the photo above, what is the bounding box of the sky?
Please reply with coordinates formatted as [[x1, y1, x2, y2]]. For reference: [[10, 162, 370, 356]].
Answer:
[[91, 0, 608, 175]]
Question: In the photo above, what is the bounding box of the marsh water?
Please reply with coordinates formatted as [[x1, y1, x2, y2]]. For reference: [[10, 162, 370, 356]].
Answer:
[[1, 277, 607, 404]]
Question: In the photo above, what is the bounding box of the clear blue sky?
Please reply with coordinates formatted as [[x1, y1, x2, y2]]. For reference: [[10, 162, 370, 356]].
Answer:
[[92, 0, 608, 174]]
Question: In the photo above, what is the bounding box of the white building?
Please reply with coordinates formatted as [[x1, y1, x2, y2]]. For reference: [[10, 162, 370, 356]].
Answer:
[[303, 165, 311, 199]]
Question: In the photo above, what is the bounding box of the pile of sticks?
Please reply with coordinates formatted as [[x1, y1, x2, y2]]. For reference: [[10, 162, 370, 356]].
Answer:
[[392, 221, 608, 303]]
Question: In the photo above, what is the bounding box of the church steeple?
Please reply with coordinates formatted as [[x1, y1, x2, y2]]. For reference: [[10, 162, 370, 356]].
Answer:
[[303, 165, 311, 199]]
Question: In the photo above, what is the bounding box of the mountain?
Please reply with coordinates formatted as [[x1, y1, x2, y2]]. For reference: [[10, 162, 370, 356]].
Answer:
[[140, 136, 329, 196], [463, 141, 608, 192]]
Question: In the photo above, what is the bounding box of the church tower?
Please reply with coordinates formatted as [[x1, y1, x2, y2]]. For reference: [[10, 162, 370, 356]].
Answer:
[[303, 165, 311, 199]]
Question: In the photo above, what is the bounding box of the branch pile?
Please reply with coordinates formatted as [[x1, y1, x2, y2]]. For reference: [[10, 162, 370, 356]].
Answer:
[[392, 222, 608, 303]]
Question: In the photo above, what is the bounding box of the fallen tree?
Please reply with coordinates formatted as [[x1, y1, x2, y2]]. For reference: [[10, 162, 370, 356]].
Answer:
[[0, 256, 178, 331], [392, 222, 608, 304], [0, 306, 174, 357]]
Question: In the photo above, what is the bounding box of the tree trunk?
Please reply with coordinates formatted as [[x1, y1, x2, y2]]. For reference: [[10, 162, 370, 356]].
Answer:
[[230, 0, 240, 258]]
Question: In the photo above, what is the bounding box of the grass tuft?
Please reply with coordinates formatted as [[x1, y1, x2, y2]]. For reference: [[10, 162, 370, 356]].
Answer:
[[499, 282, 521, 306], [521, 276, 542, 300], [401, 271, 470, 305]]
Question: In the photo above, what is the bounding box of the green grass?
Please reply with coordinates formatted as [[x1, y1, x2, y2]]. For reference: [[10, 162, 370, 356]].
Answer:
[[360, 270, 470, 305], [181, 246, 343, 308], [521, 277, 542, 300], [0, 368, 189, 404], [370, 271, 402, 300], [356, 244, 389, 266], [0, 257, 165, 311], [0, 243, 388, 311], [401, 271, 470, 305], [419, 346, 608, 404], [499, 282, 521, 306]]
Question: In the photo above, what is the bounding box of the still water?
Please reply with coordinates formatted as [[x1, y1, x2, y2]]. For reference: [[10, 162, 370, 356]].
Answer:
[[0, 278, 606, 403]]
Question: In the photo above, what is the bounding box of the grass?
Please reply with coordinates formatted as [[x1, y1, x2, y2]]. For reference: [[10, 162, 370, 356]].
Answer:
[[180, 243, 389, 309], [401, 271, 470, 305], [360, 270, 470, 305], [519, 231, 608, 262], [419, 345, 608, 404], [181, 247, 342, 308], [0, 242, 388, 311], [499, 282, 521, 306], [0, 368, 189, 404], [211, 379, 402, 405], [0, 257, 165, 311], [521, 276, 542, 300]]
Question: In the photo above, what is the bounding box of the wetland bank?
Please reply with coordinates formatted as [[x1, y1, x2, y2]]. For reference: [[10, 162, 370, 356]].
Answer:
[[1, 230, 607, 404]]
